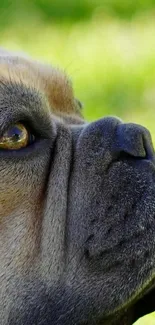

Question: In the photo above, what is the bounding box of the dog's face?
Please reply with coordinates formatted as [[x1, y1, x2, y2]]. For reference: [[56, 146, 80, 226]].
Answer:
[[0, 49, 155, 325]]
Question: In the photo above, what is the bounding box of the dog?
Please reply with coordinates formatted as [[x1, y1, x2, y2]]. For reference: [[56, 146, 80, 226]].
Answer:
[[0, 48, 155, 325]]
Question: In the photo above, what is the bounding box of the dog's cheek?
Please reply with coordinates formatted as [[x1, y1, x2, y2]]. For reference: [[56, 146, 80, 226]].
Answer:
[[0, 157, 49, 271], [0, 165, 39, 217], [0, 153, 50, 216]]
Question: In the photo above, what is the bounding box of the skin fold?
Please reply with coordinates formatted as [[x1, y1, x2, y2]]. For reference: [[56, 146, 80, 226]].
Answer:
[[0, 49, 155, 325]]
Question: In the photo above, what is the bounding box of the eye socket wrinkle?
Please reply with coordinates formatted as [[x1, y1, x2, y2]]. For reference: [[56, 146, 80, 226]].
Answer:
[[0, 80, 55, 140]]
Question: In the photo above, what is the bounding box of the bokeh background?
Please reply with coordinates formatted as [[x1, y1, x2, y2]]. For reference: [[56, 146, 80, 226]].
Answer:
[[1, 1, 155, 324]]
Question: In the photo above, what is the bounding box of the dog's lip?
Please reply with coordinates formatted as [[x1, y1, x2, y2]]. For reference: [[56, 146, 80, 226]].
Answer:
[[110, 263, 155, 320], [132, 279, 155, 323], [141, 279, 155, 296]]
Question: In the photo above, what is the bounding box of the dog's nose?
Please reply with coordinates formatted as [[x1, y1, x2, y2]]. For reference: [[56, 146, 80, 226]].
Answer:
[[115, 123, 155, 160]]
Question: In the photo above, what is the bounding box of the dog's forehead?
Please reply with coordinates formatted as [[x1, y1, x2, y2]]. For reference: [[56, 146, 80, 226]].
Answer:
[[0, 53, 77, 115]]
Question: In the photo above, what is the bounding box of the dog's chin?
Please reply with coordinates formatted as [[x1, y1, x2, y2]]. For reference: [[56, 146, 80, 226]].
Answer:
[[132, 283, 155, 323], [103, 279, 155, 325]]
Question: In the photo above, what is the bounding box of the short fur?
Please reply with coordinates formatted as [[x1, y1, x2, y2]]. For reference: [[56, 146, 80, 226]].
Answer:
[[0, 49, 155, 325]]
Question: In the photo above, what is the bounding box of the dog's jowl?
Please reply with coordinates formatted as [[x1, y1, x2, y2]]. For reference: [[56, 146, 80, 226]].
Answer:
[[0, 49, 155, 325]]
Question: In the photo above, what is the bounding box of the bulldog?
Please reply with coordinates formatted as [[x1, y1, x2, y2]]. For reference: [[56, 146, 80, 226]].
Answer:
[[0, 48, 155, 325]]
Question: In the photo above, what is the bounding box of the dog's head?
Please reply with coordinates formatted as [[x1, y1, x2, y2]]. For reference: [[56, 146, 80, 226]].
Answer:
[[0, 49, 155, 325]]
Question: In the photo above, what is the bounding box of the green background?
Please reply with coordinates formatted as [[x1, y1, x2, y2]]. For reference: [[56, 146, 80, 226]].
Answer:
[[0, 1, 155, 324]]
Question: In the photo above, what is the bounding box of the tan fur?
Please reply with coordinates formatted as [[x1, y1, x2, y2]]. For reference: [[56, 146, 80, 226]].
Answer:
[[0, 48, 80, 116]]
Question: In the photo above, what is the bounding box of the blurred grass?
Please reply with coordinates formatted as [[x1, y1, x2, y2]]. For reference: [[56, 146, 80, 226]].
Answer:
[[0, 2, 155, 324], [134, 312, 155, 324]]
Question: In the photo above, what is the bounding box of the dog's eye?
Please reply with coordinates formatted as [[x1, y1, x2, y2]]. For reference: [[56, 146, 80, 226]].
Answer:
[[0, 123, 35, 150]]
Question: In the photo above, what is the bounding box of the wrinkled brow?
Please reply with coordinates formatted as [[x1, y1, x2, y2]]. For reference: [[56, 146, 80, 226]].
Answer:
[[0, 80, 54, 137], [0, 59, 77, 115]]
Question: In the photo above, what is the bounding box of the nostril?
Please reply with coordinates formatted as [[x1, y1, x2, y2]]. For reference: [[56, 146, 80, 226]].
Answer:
[[115, 123, 155, 160]]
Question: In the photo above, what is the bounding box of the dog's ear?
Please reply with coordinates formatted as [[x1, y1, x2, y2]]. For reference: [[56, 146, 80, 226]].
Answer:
[[0, 47, 29, 58], [0, 48, 81, 117]]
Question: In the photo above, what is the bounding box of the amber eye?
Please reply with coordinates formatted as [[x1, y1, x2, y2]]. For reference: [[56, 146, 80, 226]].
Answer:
[[0, 123, 35, 150]]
